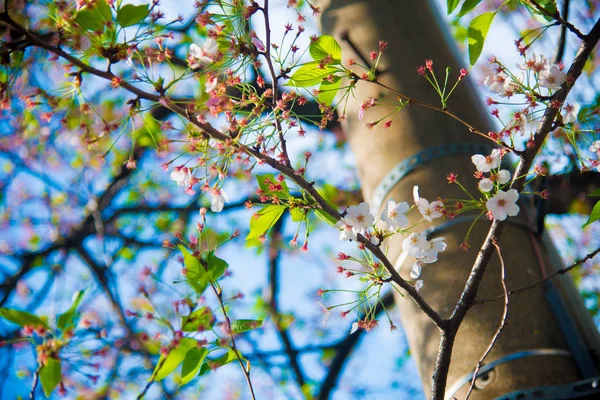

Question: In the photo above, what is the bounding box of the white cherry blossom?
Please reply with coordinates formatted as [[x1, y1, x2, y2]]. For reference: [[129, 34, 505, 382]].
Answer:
[[188, 38, 219, 69], [380, 200, 410, 230], [562, 103, 580, 124], [413, 186, 444, 222], [410, 261, 423, 280], [539, 64, 566, 90], [513, 113, 528, 136], [486, 189, 520, 221], [478, 169, 511, 192], [210, 188, 228, 212], [516, 53, 548, 72], [590, 140, 600, 154], [205, 75, 218, 93], [344, 202, 374, 233], [471, 149, 502, 173], [336, 219, 358, 241], [402, 232, 429, 257], [170, 166, 192, 187]]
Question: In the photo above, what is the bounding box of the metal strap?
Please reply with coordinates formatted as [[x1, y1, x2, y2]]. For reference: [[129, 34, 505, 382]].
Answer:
[[495, 376, 600, 399], [370, 143, 493, 214], [444, 349, 572, 400]]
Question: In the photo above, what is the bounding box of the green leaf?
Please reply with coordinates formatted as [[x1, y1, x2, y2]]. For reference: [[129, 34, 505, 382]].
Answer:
[[57, 290, 85, 331], [588, 188, 600, 197], [318, 76, 342, 106], [206, 251, 228, 281], [0, 308, 51, 330], [256, 174, 290, 198], [116, 4, 149, 27], [178, 246, 209, 294], [457, 0, 483, 17], [181, 306, 214, 332], [290, 208, 305, 223], [447, 0, 461, 14], [583, 201, 600, 228], [197, 348, 242, 377], [309, 35, 342, 62], [152, 337, 198, 381], [467, 11, 496, 66], [39, 358, 61, 397], [180, 347, 208, 386], [246, 205, 286, 240], [75, 0, 112, 31], [518, 0, 558, 22], [286, 62, 338, 88], [314, 209, 337, 226], [231, 319, 263, 335]]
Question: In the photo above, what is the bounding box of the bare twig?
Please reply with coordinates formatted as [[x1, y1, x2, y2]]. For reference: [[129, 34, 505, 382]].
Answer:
[[553, 0, 570, 64], [476, 245, 600, 305], [464, 241, 509, 400], [29, 366, 40, 400]]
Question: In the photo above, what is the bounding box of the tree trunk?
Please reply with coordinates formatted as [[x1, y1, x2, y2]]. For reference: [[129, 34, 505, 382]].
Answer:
[[318, 0, 600, 398]]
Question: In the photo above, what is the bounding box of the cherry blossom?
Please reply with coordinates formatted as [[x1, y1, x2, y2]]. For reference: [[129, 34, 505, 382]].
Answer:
[[205, 75, 218, 93], [486, 189, 520, 221], [516, 53, 548, 72], [413, 186, 444, 222], [471, 149, 501, 173], [513, 112, 528, 136], [539, 64, 566, 90], [380, 200, 410, 230], [344, 202, 374, 233], [478, 169, 511, 192], [590, 140, 600, 154], [336, 219, 358, 241], [210, 188, 228, 212], [402, 233, 446, 264], [170, 166, 192, 187], [188, 38, 219, 69], [562, 103, 580, 124]]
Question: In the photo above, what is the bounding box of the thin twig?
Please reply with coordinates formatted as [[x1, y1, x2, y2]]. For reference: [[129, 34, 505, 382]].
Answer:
[[527, 0, 584, 40], [553, 0, 570, 64], [208, 278, 257, 399], [464, 241, 509, 400], [476, 245, 600, 305], [29, 366, 40, 400]]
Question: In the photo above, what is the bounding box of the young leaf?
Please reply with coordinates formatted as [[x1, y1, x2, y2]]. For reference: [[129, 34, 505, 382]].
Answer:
[[290, 208, 305, 223], [178, 246, 209, 294], [318, 76, 342, 106], [457, 0, 484, 17], [181, 306, 214, 332], [152, 337, 198, 381], [287, 62, 338, 88], [75, 0, 112, 31], [39, 358, 61, 397], [180, 347, 208, 386], [518, 0, 558, 22], [57, 290, 85, 331], [447, 0, 461, 14], [246, 205, 286, 240], [309, 35, 342, 62], [589, 188, 600, 197], [231, 319, 263, 334], [583, 201, 600, 228], [116, 4, 149, 27], [197, 349, 242, 376], [206, 251, 228, 281], [467, 11, 496, 66], [314, 209, 337, 227], [0, 308, 51, 331], [256, 174, 290, 198]]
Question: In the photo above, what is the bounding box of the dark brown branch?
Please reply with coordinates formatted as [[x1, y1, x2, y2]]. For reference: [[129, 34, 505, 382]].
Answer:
[[553, 0, 570, 64]]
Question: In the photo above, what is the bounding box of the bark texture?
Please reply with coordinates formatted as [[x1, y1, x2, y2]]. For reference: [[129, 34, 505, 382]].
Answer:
[[318, 0, 599, 398]]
